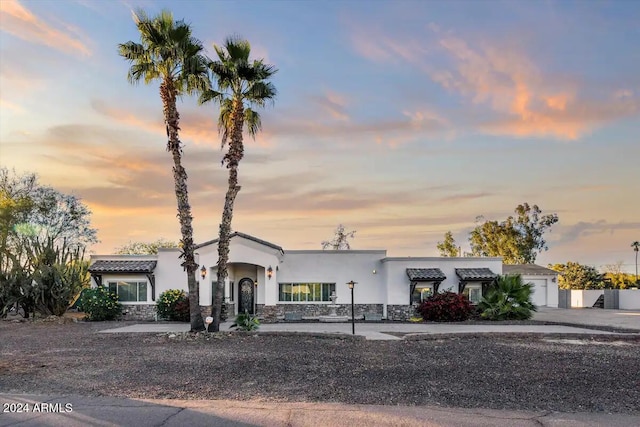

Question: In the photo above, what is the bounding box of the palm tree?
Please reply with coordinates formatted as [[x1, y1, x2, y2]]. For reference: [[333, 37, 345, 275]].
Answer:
[[119, 9, 209, 331], [200, 36, 277, 332], [478, 274, 537, 320], [632, 241, 640, 284]]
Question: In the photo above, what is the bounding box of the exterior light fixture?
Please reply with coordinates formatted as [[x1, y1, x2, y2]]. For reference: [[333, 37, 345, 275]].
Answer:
[[200, 265, 207, 280], [372, 269, 377, 274], [267, 265, 273, 280], [346, 280, 357, 335]]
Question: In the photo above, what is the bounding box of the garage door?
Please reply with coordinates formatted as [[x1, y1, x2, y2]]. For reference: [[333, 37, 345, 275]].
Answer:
[[527, 278, 547, 307]]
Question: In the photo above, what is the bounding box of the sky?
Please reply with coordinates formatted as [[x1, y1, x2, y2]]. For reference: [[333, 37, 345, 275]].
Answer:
[[0, 0, 638, 272]]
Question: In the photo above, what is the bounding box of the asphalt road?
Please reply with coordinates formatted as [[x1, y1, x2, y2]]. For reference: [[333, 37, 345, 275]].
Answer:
[[2, 394, 640, 427]]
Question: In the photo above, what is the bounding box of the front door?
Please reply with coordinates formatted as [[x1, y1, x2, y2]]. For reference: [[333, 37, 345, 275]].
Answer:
[[238, 278, 255, 314]]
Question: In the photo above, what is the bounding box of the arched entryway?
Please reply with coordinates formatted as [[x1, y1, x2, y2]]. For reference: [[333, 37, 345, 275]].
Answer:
[[237, 277, 255, 314]]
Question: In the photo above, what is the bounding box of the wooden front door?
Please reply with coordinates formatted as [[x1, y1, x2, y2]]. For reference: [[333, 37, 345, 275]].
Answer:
[[238, 278, 255, 314]]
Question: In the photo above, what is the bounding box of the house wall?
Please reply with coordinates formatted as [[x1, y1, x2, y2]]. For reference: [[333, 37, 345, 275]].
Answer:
[[519, 275, 559, 308], [197, 237, 280, 306], [277, 251, 387, 306], [156, 249, 189, 297], [383, 257, 503, 306], [95, 273, 154, 320]]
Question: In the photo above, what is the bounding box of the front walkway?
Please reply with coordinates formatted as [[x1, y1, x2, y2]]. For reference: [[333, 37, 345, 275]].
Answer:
[[99, 321, 625, 340]]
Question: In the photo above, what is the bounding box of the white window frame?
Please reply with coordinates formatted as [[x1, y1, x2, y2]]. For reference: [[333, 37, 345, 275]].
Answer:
[[105, 279, 149, 304], [463, 285, 482, 304], [278, 283, 336, 303], [413, 285, 434, 304]]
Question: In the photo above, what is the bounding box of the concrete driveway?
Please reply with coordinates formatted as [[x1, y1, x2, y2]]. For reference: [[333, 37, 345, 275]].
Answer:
[[534, 307, 640, 331]]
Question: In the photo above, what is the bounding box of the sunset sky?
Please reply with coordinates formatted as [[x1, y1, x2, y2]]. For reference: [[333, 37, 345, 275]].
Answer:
[[1, 0, 638, 272]]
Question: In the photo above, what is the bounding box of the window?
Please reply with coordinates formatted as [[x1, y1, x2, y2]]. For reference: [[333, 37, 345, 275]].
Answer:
[[463, 286, 482, 304], [107, 281, 147, 302], [279, 283, 336, 302], [412, 286, 433, 304]]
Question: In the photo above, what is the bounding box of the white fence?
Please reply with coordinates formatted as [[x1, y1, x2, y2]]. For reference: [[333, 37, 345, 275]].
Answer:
[[619, 289, 640, 310], [570, 290, 603, 308]]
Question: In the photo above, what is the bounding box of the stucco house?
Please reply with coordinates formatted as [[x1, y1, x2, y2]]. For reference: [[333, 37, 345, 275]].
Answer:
[[88, 232, 557, 321]]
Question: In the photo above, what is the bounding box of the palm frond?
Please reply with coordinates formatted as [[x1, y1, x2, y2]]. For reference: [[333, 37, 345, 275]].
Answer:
[[217, 98, 233, 148], [198, 88, 223, 105], [224, 35, 251, 62], [245, 81, 277, 107], [244, 108, 262, 137]]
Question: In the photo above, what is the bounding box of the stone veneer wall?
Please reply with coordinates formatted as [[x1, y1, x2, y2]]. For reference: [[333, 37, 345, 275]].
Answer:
[[121, 304, 156, 321], [387, 305, 416, 321], [121, 304, 214, 321], [256, 304, 383, 322], [200, 304, 236, 321]]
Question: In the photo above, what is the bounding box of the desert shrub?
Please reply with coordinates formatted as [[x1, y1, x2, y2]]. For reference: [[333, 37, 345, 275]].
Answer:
[[416, 291, 474, 322], [156, 289, 189, 322], [81, 287, 122, 321], [479, 274, 537, 320], [231, 310, 260, 331]]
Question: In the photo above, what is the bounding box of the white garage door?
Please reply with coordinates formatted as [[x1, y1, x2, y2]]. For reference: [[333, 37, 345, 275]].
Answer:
[[527, 278, 547, 307]]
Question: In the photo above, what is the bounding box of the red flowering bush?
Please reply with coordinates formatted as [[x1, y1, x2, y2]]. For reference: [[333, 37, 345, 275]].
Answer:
[[416, 291, 474, 322]]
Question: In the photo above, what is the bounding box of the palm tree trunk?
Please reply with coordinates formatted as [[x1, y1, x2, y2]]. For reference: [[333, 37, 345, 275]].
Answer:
[[212, 99, 245, 332], [636, 247, 638, 285], [160, 78, 204, 332]]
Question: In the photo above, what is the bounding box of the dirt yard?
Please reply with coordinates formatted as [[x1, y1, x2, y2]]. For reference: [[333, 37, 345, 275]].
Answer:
[[1, 319, 639, 413]]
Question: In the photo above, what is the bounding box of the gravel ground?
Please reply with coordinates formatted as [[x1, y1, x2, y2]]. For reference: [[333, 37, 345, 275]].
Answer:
[[1, 319, 639, 414]]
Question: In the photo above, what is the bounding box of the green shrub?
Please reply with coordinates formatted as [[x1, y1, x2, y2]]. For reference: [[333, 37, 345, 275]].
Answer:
[[479, 274, 537, 320], [416, 291, 474, 322], [231, 310, 260, 331], [156, 289, 189, 322], [81, 287, 122, 321]]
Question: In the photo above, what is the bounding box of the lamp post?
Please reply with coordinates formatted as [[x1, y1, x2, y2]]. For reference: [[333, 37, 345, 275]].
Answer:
[[347, 280, 357, 335]]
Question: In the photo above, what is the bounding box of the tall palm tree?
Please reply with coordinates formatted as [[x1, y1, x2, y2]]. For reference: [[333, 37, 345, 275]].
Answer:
[[119, 9, 209, 331], [632, 241, 640, 284], [200, 36, 277, 332]]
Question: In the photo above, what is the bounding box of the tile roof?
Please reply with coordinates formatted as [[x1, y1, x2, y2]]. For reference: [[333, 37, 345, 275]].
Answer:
[[406, 268, 447, 281], [195, 231, 283, 252], [502, 264, 558, 276], [89, 260, 157, 274], [455, 268, 497, 281]]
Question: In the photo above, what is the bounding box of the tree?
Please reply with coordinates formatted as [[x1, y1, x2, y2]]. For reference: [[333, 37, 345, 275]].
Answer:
[[322, 224, 356, 250], [479, 274, 537, 320], [199, 36, 277, 332], [119, 9, 210, 331], [0, 168, 95, 318], [437, 231, 459, 257], [632, 241, 639, 284], [548, 262, 604, 290], [470, 203, 558, 264], [115, 239, 179, 255]]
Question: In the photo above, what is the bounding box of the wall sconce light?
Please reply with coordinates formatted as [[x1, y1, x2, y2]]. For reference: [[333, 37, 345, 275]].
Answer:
[[254, 279, 258, 287], [267, 265, 273, 280], [372, 269, 377, 274], [200, 265, 207, 280], [551, 277, 557, 283]]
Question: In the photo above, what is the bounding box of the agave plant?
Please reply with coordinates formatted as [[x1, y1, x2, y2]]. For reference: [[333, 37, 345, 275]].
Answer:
[[479, 274, 537, 320], [231, 310, 260, 331]]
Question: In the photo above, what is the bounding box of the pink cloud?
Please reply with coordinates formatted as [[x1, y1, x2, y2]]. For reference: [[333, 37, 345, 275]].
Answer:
[[0, 0, 91, 56], [349, 24, 640, 141]]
